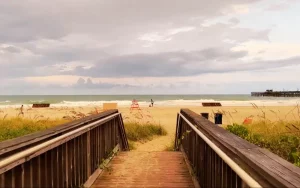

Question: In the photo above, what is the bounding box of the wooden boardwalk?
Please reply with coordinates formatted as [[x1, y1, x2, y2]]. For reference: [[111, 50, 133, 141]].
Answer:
[[92, 151, 195, 188], [1, 109, 300, 188]]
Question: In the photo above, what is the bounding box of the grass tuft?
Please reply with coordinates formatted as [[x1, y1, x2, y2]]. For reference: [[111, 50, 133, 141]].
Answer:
[[128, 140, 137, 150], [124, 121, 167, 142], [165, 141, 175, 151], [0, 118, 68, 142], [226, 121, 300, 167]]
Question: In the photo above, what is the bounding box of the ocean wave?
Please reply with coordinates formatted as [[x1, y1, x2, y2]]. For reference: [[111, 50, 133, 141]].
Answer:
[[0, 100, 11, 103], [1, 98, 300, 108]]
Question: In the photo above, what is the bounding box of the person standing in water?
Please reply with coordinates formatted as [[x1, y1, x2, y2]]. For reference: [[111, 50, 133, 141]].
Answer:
[[151, 99, 154, 107]]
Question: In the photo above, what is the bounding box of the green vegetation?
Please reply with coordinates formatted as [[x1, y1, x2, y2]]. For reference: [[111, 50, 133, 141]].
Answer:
[[0, 118, 67, 142], [226, 121, 300, 167], [128, 140, 137, 150], [124, 121, 167, 150], [124, 121, 167, 142], [165, 141, 175, 151]]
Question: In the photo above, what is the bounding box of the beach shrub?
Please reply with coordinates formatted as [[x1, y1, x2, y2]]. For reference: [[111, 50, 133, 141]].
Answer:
[[124, 121, 167, 142], [0, 118, 67, 142], [165, 141, 175, 151], [128, 140, 137, 150], [226, 121, 300, 167], [226, 124, 249, 139]]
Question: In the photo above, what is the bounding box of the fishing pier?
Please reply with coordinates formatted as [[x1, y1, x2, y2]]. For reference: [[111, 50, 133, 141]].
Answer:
[[251, 89, 300, 97]]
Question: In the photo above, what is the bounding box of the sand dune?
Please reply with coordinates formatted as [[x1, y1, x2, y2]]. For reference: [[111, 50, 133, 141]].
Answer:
[[1, 105, 299, 151]]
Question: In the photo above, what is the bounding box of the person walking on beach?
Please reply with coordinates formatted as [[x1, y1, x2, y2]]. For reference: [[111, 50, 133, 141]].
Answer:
[[19, 105, 24, 116], [151, 99, 154, 107]]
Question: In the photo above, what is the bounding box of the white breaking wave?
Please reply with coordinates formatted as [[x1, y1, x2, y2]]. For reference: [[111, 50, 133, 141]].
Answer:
[[0, 99, 300, 108], [45, 99, 300, 107], [0, 100, 11, 103]]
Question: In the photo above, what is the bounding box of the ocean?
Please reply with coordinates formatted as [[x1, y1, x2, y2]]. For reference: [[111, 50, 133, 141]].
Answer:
[[0, 95, 300, 108]]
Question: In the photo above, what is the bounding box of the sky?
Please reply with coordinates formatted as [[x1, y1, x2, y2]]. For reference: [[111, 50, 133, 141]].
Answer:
[[0, 0, 300, 95]]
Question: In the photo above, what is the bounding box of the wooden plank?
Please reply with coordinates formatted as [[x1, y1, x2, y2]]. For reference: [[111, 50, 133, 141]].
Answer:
[[67, 140, 73, 187], [60, 144, 66, 187], [52, 148, 58, 187], [0, 173, 4, 188], [180, 146, 201, 188], [83, 144, 120, 188], [45, 152, 51, 186], [73, 138, 77, 187], [64, 143, 69, 188], [80, 135, 84, 185], [118, 114, 129, 150], [239, 147, 300, 187], [23, 161, 32, 188], [50, 149, 54, 188], [97, 127, 101, 168], [4, 170, 13, 188], [14, 164, 24, 188], [86, 132, 91, 180], [92, 151, 194, 188], [32, 156, 41, 187]]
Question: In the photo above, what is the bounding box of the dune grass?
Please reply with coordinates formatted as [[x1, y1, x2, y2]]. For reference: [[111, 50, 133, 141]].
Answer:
[[165, 141, 175, 151], [0, 118, 68, 142], [226, 120, 300, 167], [128, 140, 137, 150], [124, 121, 167, 142]]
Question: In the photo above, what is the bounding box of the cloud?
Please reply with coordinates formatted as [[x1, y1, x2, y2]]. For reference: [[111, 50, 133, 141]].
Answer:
[[67, 49, 300, 78], [228, 18, 240, 25], [1, 0, 299, 94], [73, 77, 139, 90], [68, 48, 249, 77], [0, 0, 261, 43], [0, 46, 21, 53], [266, 3, 290, 11]]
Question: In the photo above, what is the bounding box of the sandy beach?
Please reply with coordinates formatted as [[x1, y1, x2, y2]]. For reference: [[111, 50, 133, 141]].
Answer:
[[1, 104, 299, 151]]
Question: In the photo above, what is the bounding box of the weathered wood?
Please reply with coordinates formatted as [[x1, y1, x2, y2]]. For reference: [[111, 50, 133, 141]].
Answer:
[[0, 112, 128, 188], [86, 132, 91, 180], [180, 146, 201, 188], [0, 109, 118, 157], [92, 151, 194, 188], [83, 144, 120, 188], [178, 109, 300, 188], [64, 143, 69, 187]]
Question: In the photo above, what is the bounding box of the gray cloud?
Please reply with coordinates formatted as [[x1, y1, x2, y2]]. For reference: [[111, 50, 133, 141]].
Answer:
[[0, 46, 21, 53], [68, 48, 248, 77], [228, 18, 240, 25], [73, 78, 138, 89], [0, 0, 261, 43], [266, 3, 290, 11], [67, 49, 300, 77], [0, 0, 298, 94]]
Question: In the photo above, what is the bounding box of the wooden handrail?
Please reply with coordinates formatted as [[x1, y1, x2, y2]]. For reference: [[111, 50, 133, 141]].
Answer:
[[176, 109, 300, 188], [0, 109, 119, 158], [0, 110, 129, 188]]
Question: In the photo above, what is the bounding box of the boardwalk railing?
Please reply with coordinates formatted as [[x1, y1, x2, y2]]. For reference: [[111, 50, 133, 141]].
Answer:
[[175, 109, 300, 188], [0, 109, 129, 188]]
